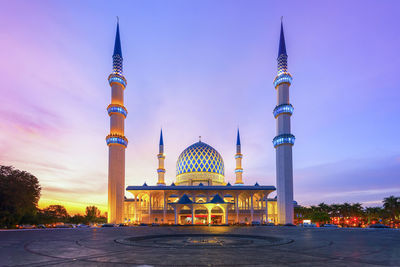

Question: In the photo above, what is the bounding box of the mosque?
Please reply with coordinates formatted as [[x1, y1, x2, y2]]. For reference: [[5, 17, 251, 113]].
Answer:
[[106, 21, 295, 225]]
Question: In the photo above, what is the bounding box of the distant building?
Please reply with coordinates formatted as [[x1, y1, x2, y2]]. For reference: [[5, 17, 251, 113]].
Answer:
[[106, 20, 295, 225]]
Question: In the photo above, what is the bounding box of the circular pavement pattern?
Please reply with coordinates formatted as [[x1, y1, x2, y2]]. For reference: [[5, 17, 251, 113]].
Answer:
[[116, 234, 293, 248]]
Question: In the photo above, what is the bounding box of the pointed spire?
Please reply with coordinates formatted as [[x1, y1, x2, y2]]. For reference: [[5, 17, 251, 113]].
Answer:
[[236, 129, 241, 146], [159, 129, 164, 146], [159, 129, 164, 153], [236, 129, 241, 154], [113, 19, 122, 57], [278, 18, 287, 57]]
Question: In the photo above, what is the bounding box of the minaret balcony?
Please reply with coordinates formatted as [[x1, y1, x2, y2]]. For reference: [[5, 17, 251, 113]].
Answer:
[[273, 134, 295, 148], [235, 168, 243, 173], [235, 154, 243, 159], [157, 154, 165, 159], [107, 104, 127, 118], [273, 73, 292, 88], [106, 134, 128, 147], [273, 104, 294, 118], [157, 168, 166, 173], [108, 74, 127, 88]]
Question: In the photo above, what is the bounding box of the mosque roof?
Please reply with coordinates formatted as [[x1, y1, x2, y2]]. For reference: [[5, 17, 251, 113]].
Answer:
[[126, 185, 276, 191], [176, 194, 193, 204], [176, 141, 225, 180], [209, 194, 225, 204]]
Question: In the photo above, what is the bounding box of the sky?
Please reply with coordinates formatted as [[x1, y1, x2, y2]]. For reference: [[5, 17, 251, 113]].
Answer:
[[0, 0, 399, 214]]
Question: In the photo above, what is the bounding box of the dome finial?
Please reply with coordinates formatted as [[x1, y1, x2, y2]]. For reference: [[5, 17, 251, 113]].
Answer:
[[199, 136, 201, 142]]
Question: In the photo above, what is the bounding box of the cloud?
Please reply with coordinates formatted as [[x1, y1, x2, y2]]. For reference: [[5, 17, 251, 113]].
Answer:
[[294, 155, 400, 206]]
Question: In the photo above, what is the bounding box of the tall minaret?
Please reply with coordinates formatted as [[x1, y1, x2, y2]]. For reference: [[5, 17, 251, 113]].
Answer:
[[106, 21, 128, 224], [234, 129, 244, 184], [273, 20, 295, 224], [157, 129, 166, 185]]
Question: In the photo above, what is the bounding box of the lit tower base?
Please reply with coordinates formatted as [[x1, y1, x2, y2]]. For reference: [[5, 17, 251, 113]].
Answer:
[[107, 22, 128, 224], [273, 20, 295, 225]]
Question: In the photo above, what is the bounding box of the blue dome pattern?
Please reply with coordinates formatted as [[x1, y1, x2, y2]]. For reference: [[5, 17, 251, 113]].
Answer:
[[176, 141, 224, 176]]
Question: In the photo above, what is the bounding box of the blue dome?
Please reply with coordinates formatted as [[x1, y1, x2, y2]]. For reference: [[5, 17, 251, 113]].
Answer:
[[176, 141, 224, 180]]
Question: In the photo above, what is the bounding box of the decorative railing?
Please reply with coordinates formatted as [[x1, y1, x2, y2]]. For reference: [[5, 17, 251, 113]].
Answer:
[[107, 104, 127, 118], [106, 134, 128, 147], [108, 73, 127, 88], [273, 103, 294, 118], [272, 134, 295, 148], [273, 73, 292, 88]]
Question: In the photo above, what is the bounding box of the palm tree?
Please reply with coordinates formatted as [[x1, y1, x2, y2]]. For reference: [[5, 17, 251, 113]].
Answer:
[[317, 203, 331, 214], [383, 196, 400, 221]]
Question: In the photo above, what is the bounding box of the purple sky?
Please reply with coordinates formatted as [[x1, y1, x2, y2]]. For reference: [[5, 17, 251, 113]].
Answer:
[[0, 0, 399, 213]]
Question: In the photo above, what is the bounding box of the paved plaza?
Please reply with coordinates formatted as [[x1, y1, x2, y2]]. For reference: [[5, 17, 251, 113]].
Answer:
[[0, 226, 399, 266]]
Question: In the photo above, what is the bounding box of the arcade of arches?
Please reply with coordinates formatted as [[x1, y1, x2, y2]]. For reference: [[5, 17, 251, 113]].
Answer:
[[124, 188, 277, 225]]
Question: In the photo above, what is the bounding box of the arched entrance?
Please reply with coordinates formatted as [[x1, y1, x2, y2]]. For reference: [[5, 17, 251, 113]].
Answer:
[[210, 206, 224, 225], [178, 205, 192, 225], [194, 207, 208, 225]]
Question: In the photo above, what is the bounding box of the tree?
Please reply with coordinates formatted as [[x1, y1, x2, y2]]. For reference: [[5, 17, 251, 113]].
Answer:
[[69, 214, 86, 224], [310, 211, 331, 224], [85, 206, 101, 223], [364, 207, 384, 224], [41, 205, 69, 223], [383, 196, 400, 221], [0, 166, 41, 227]]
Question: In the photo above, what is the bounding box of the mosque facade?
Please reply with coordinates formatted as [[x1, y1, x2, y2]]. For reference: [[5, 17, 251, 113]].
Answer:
[[106, 21, 295, 225]]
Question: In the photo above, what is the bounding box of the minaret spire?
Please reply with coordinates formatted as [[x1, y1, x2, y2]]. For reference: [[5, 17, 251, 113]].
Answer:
[[113, 20, 122, 57], [273, 19, 295, 225], [157, 129, 166, 185], [234, 128, 244, 185], [106, 20, 128, 224], [159, 129, 164, 153], [276, 18, 290, 77], [112, 20, 124, 76], [278, 19, 287, 57], [236, 128, 241, 153]]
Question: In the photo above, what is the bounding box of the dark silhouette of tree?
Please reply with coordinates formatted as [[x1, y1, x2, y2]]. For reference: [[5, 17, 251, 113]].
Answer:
[[85, 206, 101, 223], [0, 166, 41, 227], [383, 196, 400, 221], [364, 207, 384, 224], [40, 205, 69, 223]]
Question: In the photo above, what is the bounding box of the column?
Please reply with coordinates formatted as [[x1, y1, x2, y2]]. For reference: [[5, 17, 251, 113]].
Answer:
[[250, 194, 254, 222], [163, 193, 167, 224], [148, 194, 152, 224], [235, 194, 239, 223], [225, 206, 229, 225], [174, 207, 178, 225], [191, 206, 195, 225], [265, 196, 269, 223]]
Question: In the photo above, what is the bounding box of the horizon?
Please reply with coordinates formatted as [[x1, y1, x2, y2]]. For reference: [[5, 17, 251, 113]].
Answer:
[[1, 0, 399, 214]]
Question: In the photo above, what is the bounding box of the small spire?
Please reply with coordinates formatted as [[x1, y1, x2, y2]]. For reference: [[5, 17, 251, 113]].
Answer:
[[236, 129, 241, 154], [199, 136, 202, 142], [159, 129, 164, 146], [278, 18, 287, 57], [113, 19, 122, 57], [159, 129, 164, 153]]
